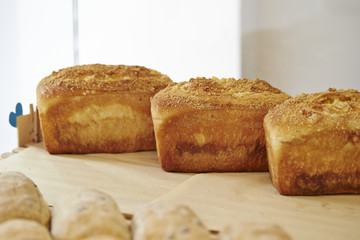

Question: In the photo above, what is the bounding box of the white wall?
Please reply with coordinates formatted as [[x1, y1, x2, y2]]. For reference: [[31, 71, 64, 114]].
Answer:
[[241, 0, 360, 96], [0, 0, 73, 154], [77, 0, 241, 82]]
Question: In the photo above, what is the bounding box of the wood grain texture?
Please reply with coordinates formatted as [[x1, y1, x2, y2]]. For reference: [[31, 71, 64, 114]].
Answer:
[[0, 144, 192, 214], [151, 173, 360, 240], [0, 144, 359, 240]]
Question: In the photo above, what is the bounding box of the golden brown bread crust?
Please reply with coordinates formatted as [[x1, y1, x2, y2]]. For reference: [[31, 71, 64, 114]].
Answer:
[[132, 203, 212, 240], [151, 77, 290, 172], [37, 64, 172, 154], [38, 64, 172, 95], [51, 188, 130, 240], [264, 88, 360, 195], [0, 172, 50, 227], [0, 219, 52, 240], [219, 221, 292, 240]]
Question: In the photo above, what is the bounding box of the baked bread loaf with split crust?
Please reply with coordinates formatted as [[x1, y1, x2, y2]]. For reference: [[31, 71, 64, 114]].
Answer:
[[37, 64, 172, 154], [0, 172, 50, 227], [151, 77, 290, 172], [0, 219, 52, 240], [132, 202, 212, 240], [264, 88, 360, 195], [51, 188, 130, 240]]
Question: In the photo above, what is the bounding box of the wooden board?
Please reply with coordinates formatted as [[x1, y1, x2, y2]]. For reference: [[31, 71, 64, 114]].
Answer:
[[0, 144, 193, 214], [151, 173, 360, 240], [1, 144, 360, 240]]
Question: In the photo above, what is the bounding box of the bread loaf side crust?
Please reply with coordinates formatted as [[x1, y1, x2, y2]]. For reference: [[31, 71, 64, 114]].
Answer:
[[0, 219, 52, 240], [132, 203, 212, 240], [37, 64, 172, 154], [51, 188, 130, 240], [151, 77, 290, 172], [264, 88, 360, 195], [219, 221, 292, 240], [0, 172, 50, 226]]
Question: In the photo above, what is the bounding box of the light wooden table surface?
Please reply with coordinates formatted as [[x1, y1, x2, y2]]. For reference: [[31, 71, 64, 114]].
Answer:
[[1, 144, 360, 240]]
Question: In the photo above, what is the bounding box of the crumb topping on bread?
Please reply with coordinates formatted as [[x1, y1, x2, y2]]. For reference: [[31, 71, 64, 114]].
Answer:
[[153, 77, 290, 110], [265, 88, 360, 139], [38, 64, 172, 96], [182, 77, 283, 94]]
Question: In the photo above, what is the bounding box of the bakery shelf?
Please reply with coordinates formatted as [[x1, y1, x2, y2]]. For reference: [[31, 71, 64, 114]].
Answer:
[[1, 105, 359, 239], [1, 143, 359, 240]]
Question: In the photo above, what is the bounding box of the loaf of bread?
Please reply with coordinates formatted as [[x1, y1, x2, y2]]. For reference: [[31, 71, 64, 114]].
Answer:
[[51, 188, 130, 240], [132, 202, 212, 240], [151, 77, 290, 172], [264, 88, 360, 195], [219, 221, 292, 240], [0, 172, 50, 226], [0, 219, 52, 240], [37, 64, 172, 154]]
